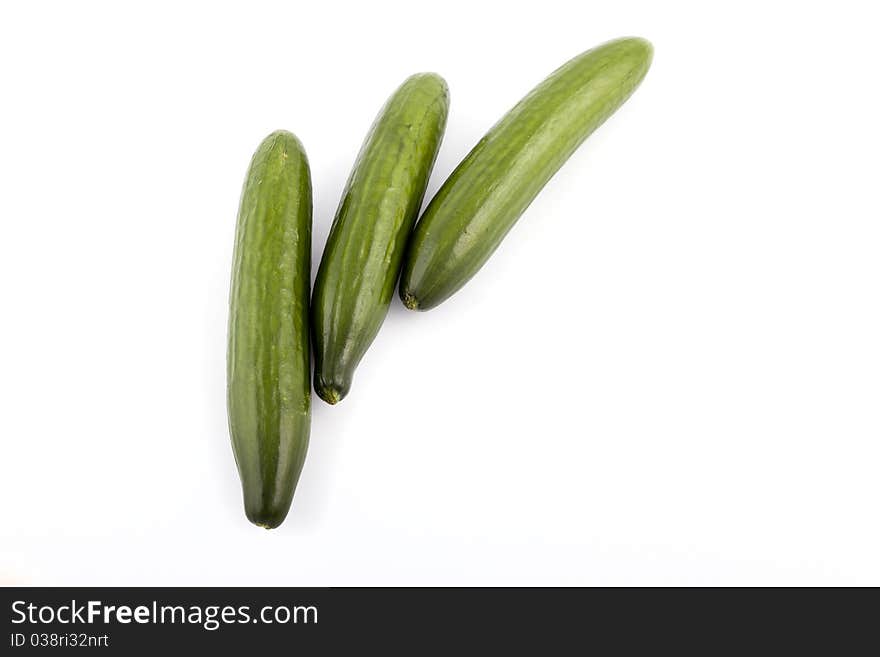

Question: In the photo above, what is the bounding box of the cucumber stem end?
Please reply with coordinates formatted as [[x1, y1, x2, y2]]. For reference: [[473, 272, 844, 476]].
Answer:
[[315, 383, 341, 405], [402, 292, 420, 311]]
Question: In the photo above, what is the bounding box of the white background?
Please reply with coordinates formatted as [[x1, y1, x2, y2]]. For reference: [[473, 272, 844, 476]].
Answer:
[[1, 0, 878, 586]]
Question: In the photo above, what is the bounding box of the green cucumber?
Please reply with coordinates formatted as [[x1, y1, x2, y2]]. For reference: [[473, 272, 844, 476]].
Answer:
[[312, 73, 449, 404], [399, 37, 653, 310], [227, 130, 312, 529]]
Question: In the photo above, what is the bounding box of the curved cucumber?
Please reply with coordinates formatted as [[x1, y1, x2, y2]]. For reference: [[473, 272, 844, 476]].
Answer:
[[400, 37, 653, 310], [312, 73, 449, 404], [227, 130, 312, 529]]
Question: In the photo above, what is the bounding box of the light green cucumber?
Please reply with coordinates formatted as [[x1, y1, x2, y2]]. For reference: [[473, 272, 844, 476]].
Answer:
[[227, 130, 312, 529], [312, 73, 449, 404], [399, 37, 653, 310]]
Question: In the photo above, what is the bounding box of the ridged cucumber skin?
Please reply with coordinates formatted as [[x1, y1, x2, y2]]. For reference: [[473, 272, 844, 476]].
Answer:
[[312, 73, 449, 404], [227, 131, 312, 529], [399, 37, 653, 310]]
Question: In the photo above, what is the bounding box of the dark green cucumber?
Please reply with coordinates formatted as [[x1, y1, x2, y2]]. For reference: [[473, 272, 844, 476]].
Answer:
[[399, 37, 653, 310], [312, 73, 449, 404], [227, 130, 312, 529]]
